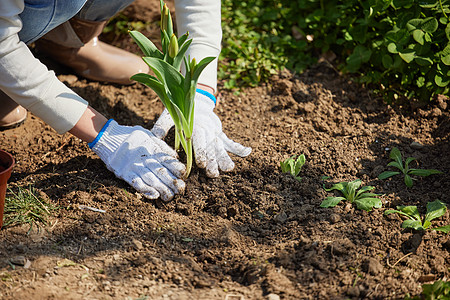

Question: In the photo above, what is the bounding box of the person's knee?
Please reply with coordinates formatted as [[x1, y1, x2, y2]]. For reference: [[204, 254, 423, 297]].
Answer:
[[19, 0, 87, 44]]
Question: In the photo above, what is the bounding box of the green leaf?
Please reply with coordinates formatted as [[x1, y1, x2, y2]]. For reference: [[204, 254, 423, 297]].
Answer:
[[432, 225, 450, 233], [389, 147, 402, 163], [412, 29, 425, 45], [346, 45, 372, 72], [320, 197, 345, 208], [424, 200, 447, 223], [382, 54, 393, 69], [378, 171, 400, 179], [355, 185, 375, 198], [416, 76, 425, 87], [130, 73, 181, 127], [347, 179, 362, 192], [131, 73, 165, 100], [387, 43, 399, 54], [397, 205, 421, 221], [399, 49, 416, 63], [172, 38, 193, 71], [385, 209, 415, 219], [142, 57, 186, 113], [129, 31, 164, 59], [402, 219, 424, 230], [421, 17, 439, 33], [407, 19, 422, 31], [387, 161, 404, 171], [294, 154, 306, 176], [423, 219, 432, 229], [161, 30, 171, 59], [418, 0, 438, 8], [435, 73, 450, 87], [324, 182, 345, 192], [404, 174, 414, 187], [441, 44, 450, 66], [191, 56, 216, 83], [177, 32, 189, 47], [408, 169, 442, 176], [355, 197, 382, 211], [415, 56, 433, 66], [392, 0, 414, 8], [281, 156, 296, 174], [404, 157, 416, 170], [142, 57, 183, 87], [280, 157, 293, 173], [359, 193, 379, 198]]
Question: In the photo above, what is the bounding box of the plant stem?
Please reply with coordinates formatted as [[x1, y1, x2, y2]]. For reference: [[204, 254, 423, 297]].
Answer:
[[439, 0, 449, 19], [175, 128, 181, 151], [184, 137, 193, 178]]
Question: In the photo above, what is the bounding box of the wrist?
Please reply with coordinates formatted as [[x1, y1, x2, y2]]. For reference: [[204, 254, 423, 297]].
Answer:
[[89, 120, 132, 162], [197, 83, 215, 95], [196, 89, 216, 106], [69, 106, 108, 143], [88, 119, 114, 148]]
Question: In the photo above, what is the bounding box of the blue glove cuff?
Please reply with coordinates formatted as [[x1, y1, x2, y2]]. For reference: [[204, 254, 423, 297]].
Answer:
[[196, 89, 216, 105], [88, 119, 114, 149]]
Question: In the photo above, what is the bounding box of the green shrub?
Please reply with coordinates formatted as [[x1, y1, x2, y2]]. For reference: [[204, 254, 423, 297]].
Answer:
[[221, 0, 450, 102], [220, 0, 314, 89]]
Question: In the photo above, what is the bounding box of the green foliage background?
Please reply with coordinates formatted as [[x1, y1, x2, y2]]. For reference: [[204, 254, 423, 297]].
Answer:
[[220, 0, 450, 102]]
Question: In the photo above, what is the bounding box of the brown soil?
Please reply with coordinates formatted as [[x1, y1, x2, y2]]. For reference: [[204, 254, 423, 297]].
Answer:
[[0, 1, 449, 299]]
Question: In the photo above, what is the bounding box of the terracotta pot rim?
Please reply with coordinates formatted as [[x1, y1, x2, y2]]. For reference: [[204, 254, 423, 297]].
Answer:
[[0, 150, 15, 177]]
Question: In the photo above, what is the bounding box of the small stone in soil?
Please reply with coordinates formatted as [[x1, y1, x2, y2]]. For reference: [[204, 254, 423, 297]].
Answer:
[[131, 239, 143, 250], [410, 141, 424, 150], [274, 212, 287, 224], [10, 256, 27, 266], [347, 286, 360, 297], [329, 214, 341, 224], [266, 293, 280, 300], [362, 258, 383, 275]]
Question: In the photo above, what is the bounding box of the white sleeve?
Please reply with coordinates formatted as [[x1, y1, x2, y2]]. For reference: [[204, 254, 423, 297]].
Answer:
[[174, 0, 221, 92], [0, 0, 88, 134]]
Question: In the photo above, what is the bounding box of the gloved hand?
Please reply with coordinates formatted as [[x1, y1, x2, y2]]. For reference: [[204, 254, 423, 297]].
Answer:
[[151, 90, 252, 178], [89, 119, 185, 201]]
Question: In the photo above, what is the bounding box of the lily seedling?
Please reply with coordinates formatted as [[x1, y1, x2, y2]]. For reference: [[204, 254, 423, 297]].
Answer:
[[378, 147, 442, 187], [385, 200, 450, 232], [280, 154, 305, 181], [129, 0, 215, 177], [320, 179, 382, 212]]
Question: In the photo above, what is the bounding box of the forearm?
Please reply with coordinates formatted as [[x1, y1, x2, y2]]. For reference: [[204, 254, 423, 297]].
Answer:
[[1, 1, 88, 133], [174, 0, 221, 93], [69, 106, 108, 143]]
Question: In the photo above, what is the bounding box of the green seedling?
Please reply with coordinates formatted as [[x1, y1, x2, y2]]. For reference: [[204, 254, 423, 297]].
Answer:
[[320, 179, 382, 212], [405, 280, 450, 300], [378, 147, 442, 187], [129, 0, 215, 177], [385, 200, 450, 232], [280, 154, 305, 181]]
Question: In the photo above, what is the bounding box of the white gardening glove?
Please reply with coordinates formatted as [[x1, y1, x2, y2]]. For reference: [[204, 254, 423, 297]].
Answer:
[[89, 119, 185, 201], [151, 90, 252, 178]]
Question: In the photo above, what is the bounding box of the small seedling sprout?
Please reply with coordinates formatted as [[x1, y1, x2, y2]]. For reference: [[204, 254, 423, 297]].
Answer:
[[378, 147, 442, 187], [385, 200, 450, 232], [280, 154, 305, 181], [320, 179, 382, 212]]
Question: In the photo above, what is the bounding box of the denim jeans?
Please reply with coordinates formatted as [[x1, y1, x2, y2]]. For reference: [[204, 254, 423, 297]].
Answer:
[[19, 0, 134, 44]]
